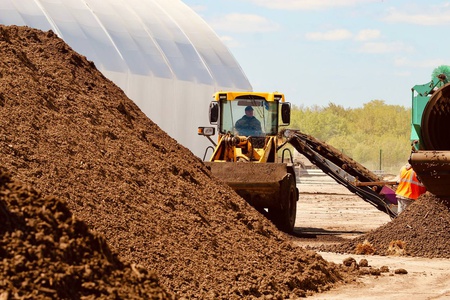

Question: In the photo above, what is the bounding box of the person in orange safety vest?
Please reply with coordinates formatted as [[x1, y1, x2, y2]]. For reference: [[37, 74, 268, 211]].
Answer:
[[395, 163, 426, 214]]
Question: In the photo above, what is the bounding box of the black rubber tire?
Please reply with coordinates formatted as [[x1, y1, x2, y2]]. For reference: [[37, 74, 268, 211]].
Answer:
[[269, 174, 298, 233]]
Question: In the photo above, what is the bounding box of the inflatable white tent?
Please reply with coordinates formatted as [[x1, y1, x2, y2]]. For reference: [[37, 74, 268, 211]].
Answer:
[[0, 0, 252, 158]]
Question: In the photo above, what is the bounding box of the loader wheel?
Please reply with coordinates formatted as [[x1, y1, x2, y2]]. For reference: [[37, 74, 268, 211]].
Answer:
[[270, 174, 298, 233]]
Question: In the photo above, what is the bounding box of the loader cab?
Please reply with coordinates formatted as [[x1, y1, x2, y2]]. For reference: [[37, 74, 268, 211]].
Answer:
[[209, 92, 291, 138]]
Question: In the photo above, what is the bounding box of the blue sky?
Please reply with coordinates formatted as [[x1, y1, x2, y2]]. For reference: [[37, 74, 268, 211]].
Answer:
[[182, 0, 449, 108]]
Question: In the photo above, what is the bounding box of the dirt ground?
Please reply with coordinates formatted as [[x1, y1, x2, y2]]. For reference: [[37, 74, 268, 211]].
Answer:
[[293, 178, 450, 299]]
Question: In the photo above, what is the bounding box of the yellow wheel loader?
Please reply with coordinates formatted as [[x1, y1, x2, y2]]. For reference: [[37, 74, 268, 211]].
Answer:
[[199, 92, 401, 233], [198, 92, 299, 233]]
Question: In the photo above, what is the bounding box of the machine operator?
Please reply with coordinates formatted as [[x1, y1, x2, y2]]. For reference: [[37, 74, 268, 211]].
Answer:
[[235, 106, 263, 136]]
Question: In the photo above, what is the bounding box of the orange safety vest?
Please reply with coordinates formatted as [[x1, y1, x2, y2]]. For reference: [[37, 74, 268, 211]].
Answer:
[[395, 166, 426, 200]]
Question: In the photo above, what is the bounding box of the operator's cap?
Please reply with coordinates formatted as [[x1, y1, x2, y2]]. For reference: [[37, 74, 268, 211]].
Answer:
[[245, 106, 254, 111]]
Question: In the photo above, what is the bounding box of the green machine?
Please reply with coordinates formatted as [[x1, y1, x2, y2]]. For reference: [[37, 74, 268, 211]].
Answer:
[[410, 73, 448, 150], [410, 66, 450, 196]]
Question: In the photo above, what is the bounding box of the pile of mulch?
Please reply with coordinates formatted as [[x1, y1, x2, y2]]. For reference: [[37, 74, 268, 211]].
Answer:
[[0, 25, 350, 298], [0, 168, 171, 299], [316, 193, 450, 258]]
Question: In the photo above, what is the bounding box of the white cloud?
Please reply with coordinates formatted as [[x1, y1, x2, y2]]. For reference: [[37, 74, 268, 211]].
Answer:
[[357, 42, 413, 54], [394, 57, 447, 68], [305, 28, 381, 42], [384, 5, 450, 25], [355, 29, 381, 41], [305, 29, 353, 41], [245, 0, 377, 10], [219, 35, 242, 48], [393, 57, 409, 67], [394, 71, 412, 77], [209, 13, 280, 33], [186, 4, 207, 13]]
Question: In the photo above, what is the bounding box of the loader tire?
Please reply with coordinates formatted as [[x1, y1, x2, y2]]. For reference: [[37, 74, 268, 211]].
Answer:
[[270, 174, 298, 233]]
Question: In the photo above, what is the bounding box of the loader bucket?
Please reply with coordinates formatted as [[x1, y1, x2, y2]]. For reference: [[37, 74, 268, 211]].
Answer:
[[205, 162, 290, 207], [410, 82, 450, 196], [205, 162, 298, 232]]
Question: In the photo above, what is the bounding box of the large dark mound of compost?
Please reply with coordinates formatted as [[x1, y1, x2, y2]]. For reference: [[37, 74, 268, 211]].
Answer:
[[0, 25, 347, 299]]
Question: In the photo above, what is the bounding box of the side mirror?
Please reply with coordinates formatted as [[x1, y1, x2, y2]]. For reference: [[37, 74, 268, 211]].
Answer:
[[209, 102, 219, 124], [281, 103, 291, 125]]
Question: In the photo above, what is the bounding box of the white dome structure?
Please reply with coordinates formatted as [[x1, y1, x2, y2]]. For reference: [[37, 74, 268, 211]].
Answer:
[[0, 0, 252, 158]]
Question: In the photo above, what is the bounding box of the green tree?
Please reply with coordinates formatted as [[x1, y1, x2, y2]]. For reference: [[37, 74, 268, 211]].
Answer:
[[289, 101, 411, 174]]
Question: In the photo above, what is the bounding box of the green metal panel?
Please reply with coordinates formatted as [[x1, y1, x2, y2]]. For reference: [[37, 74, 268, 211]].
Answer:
[[410, 95, 429, 144]]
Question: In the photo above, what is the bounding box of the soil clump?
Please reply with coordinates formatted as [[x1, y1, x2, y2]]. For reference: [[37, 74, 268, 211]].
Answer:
[[0, 25, 349, 299]]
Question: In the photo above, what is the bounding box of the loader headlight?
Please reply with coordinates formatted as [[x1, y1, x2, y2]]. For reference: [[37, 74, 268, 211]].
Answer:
[[198, 127, 215, 136]]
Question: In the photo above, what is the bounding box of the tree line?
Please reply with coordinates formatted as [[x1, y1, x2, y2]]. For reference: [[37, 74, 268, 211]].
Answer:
[[288, 100, 411, 174]]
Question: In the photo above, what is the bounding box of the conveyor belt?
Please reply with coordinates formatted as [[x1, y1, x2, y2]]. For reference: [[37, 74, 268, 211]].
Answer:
[[283, 130, 398, 218]]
